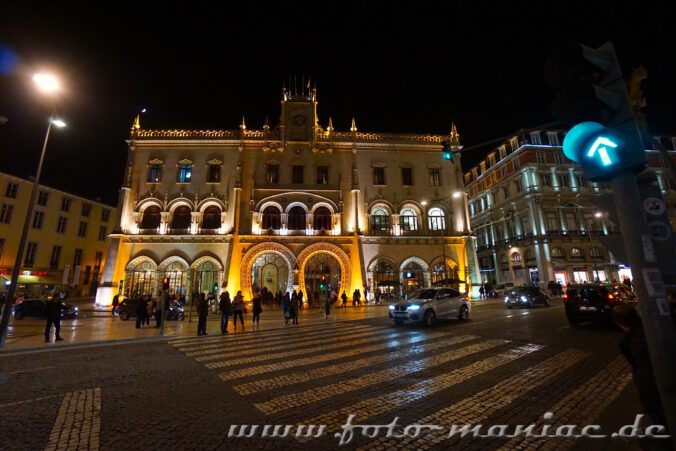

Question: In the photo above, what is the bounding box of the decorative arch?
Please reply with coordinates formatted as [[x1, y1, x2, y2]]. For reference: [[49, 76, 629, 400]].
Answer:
[[136, 198, 163, 213], [285, 201, 309, 214], [399, 256, 430, 273], [257, 200, 284, 213], [126, 255, 158, 271], [398, 201, 424, 215], [197, 198, 226, 212], [167, 198, 194, 212], [367, 255, 397, 272], [158, 255, 190, 271], [296, 243, 351, 297], [367, 199, 394, 214], [311, 202, 335, 214], [190, 254, 224, 271], [255, 192, 339, 213], [240, 242, 296, 298]]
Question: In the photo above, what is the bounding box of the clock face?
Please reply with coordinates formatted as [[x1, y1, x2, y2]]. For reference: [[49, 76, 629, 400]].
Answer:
[[292, 114, 306, 126]]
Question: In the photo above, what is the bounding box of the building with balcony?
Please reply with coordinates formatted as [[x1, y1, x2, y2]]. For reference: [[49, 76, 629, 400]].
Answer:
[[465, 130, 676, 288], [0, 172, 116, 298], [96, 84, 480, 305]]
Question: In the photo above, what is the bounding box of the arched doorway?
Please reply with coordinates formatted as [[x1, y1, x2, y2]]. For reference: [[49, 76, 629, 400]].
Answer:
[[371, 259, 398, 302], [124, 257, 157, 298], [303, 254, 341, 305], [158, 257, 189, 296], [297, 243, 352, 303], [313, 206, 332, 232], [140, 205, 161, 230], [401, 261, 425, 296], [287, 205, 306, 231], [239, 243, 296, 299], [192, 258, 223, 296], [251, 253, 290, 295], [201, 206, 221, 230]]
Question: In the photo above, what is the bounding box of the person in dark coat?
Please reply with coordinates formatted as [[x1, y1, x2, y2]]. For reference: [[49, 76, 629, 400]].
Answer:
[[297, 290, 304, 309], [197, 293, 209, 336], [219, 291, 231, 335], [282, 291, 290, 325], [112, 293, 120, 316], [290, 291, 299, 325], [232, 291, 245, 331], [135, 296, 147, 329], [252, 291, 263, 328], [341, 291, 348, 307], [353, 289, 361, 306], [44, 298, 63, 342], [612, 304, 667, 428]]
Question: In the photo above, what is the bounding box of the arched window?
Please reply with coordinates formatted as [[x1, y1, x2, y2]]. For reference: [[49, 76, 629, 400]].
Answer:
[[288, 206, 306, 230], [313, 206, 332, 231], [428, 207, 446, 231], [400, 207, 418, 231], [262, 206, 281, 230], [373, 260, 397, 295], [201, 206, 221, 229], [171, 206, 191, 229], [140, 205, 161, 229], [371, 207, 390, 232], [551, 247, 564, 258], [511, 252, 522, 264], [570, 248, 583, 258]]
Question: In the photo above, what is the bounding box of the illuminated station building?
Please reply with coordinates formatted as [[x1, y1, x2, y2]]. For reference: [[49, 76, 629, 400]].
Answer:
[[96, 84, 479, 305]]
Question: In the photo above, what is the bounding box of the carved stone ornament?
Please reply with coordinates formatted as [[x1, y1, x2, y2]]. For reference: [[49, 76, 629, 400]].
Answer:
[[177, 158, 193, 165], [296, 243, 352, 295], [148, 158, 164, 166], [239, 242, 297, 297]]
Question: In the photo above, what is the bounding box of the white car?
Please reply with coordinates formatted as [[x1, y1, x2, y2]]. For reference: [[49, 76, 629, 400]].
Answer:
[[388, 287, 471, 326]]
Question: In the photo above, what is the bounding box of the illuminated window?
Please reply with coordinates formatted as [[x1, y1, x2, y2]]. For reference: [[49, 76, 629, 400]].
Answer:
[[428, 207, 446, 231], [178, 164, 192, 183], [570, 248, 583, 258], [400, 208, 418, 231], [551, 247, 563, 258], [371, 207, 390, 231]]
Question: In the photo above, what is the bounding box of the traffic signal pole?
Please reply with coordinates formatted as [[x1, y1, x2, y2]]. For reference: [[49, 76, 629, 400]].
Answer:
[[611, 172, 676, 442]]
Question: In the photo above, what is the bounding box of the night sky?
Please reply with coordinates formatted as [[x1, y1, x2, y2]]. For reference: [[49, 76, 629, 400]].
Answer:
[[1, 2, 674, 205]]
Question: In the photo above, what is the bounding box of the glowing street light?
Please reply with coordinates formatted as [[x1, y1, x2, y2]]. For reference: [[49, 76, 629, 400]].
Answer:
[[51, 119, 66, 128], [32, 73, 61, 94]]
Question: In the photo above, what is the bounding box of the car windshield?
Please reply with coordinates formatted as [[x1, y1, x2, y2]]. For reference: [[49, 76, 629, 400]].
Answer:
[[410, 289, 437, 300]]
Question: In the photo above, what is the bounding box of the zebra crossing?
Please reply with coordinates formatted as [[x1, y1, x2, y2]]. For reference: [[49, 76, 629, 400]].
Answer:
[[169, 322, 633, 449]]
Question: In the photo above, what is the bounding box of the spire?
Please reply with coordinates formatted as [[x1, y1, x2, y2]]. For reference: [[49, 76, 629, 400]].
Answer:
[[450, 122, 460, 146], [131, 114, 141, 134], [263, 116, 270, 130], [350, 118, 357, 133], [240, 116, 246, 130], [327, 117, 334, 132]]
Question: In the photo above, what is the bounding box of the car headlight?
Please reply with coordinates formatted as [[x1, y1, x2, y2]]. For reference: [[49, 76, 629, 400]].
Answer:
[[504, 297, 509, 303], [408, 304, 421, 311], [388, 305, 395, 310], [520, 296, 528, 303], [74, 307, 78, 311]]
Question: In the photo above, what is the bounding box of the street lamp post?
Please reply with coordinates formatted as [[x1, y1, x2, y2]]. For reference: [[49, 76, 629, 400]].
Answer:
[[0, 73, 64, 348], [587, 211, 603, 282]]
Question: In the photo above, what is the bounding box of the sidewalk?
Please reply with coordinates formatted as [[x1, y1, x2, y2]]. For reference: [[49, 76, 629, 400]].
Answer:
[[1, 305, 389, 353]]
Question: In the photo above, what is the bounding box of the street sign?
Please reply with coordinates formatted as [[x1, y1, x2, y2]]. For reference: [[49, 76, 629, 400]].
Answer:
[[643, 197, 666, 216]]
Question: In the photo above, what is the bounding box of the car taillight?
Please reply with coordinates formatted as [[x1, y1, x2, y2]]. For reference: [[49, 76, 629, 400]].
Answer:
[[562, 293, 568, 300]]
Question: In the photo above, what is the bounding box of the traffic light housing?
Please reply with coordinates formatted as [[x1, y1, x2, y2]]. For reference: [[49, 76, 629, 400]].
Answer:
[[441, 140, 455, 162], [162, 277, 170, 290], [544, 41, 645, 181]]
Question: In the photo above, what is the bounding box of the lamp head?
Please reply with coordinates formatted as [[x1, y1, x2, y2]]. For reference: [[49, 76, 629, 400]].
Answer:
[[33, 73, 60, 94]]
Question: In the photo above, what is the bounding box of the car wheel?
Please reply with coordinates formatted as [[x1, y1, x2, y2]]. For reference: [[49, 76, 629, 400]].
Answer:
[[544, 297, 550, 307], [14, 311, 23, 320], [394, 319, 404, 326], [457, 305, 469, 320], [120, 311, 130, 321], [423, 309, 436, 327], [178, 313, 185, 321]]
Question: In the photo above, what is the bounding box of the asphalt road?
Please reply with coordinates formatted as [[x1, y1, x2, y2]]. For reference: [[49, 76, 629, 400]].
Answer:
[[0, 299, 667, 450]]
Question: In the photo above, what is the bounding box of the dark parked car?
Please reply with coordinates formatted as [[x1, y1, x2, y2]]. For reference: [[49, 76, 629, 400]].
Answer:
[[115, 298, 184, 321], [504, 285, 550, 308], [563, 283, 637, 326], [12, 299, 78, 320]]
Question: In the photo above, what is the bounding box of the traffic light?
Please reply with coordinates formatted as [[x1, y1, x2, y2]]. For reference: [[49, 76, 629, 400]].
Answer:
[[162, 276, 170, 290], [544, 41, 645, 181], [441, 140, 455, 162]]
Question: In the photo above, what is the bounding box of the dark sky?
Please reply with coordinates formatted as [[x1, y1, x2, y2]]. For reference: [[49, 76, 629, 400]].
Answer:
[[1, 2, 674, 205]]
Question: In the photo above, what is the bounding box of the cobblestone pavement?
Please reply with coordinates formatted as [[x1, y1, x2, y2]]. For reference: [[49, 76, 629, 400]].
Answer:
[[0, 299, 668, 450]]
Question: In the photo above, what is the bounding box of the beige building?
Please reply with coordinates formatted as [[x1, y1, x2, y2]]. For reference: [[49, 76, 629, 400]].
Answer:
[[0, 172, 116, 298], [96, 84, 480, 306], [465, 130, 676, 288]]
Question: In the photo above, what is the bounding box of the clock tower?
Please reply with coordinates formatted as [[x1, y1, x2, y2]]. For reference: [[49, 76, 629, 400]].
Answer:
[[280, 79, 318, 143]]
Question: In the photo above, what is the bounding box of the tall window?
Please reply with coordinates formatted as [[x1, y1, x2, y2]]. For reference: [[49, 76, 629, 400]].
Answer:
[[554, 153, 564, 164], [262, 206, 281, 230], [98, 226, 107, 241], [140, 205, 161, 229], [428, 168, 441, 186], [50, 245, 62, 269], [546, 212, 558, 231], [292, 165, 304, 184], [32, 211, 44, 229], [177, 164, 192, 183], [201, 206, 222, 229], [560, 173, 570, 187], [266, 164, 279, 184], [56, 216, 68, 233], [547, 132, 560, 146], [147, 164, 162, 182], [428, 207, 446, 231], [589, 247, 602, 258], [537, 152, 546, 164], [101, 209, 110, 222], [511, 252, 522, 264], [373, 167, 385, 185], [316, 166, 329, 184], [61, 197, 71, 212], [95, 251, 103, 267], [83, 266, 91, 285], [287, 206, 306, 230], [513, 158, 521, 170], [82, 203, 91, 217], [401, 167, 413, 186], [551, 247, 563, 258], [520, 215, 530, 236], [541, 173, 551, 187], [514, 180, 523, 193], [313, 206, 332, 231], [73, 248, 83, 266], [171, 206, 191, 229], [371, 207, 390, 231], [5, 182, 18, 198], [565, 212, 578, 231], [25, 242, 37, 267], [207, 164, 221, 183], [570, 248, 583, 258], [37, 191, 49, 206], [0, 204, 12, 224], [400, 208, 418, 231], [78, 221, 88, 237]]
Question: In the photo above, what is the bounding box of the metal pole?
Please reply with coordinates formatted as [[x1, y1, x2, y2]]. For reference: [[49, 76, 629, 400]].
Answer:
[[159, 289, 166, 336], [611, 172, 676, 444], [0, 113, 53, 348], [588, 219, 599, 282]]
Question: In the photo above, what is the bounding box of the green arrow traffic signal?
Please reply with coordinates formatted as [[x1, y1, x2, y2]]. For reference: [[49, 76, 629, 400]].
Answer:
[[586, 137, 617, 166]]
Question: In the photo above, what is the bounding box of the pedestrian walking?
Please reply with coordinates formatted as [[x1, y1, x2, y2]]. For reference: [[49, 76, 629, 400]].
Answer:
[[252, 291, 262, 328], [44, 297, 63, 342], [219, 291, 231, 334], [324, 292, 332, 319], [341, 291, 348, 307], [479, 285, 485, 300], [353, 289, 361, 306], [282, 291, 290, 325], [290, 291, 299, 325], [197, 293, 209, 336], [297, 290, 304, 309], [145, 294, 154, 326], [112, 293, 120, 316], [232, 290, 245, 331], [136, 296, 147, 328]]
